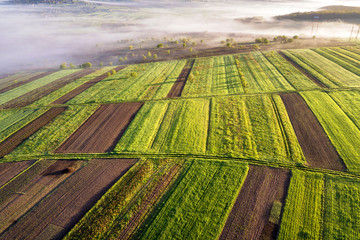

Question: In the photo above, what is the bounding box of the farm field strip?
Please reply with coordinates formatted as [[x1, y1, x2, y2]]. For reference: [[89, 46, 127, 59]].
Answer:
[[0, 159, 85, 233], [0, 69, 95, 109], [223, 55, 244, 94], [341, 46, 360, 56], [0, 69, 80, 107], [137, 160, 248, 240], [167, 59, 195, 98], [56, 102, 143, 153], [0, 158, 137, 240], [280, 93, 346, 171], [0, 72, 44, 91], [326, 47, 360, 66], [0, 107, 66, 158], [0, 160, 36, 187], [66, 159, 184, 240], [263, 51, 320, 90], [278, 170, 324, 240], [301, 91, 360, 173], [219, 166, 290, 240]]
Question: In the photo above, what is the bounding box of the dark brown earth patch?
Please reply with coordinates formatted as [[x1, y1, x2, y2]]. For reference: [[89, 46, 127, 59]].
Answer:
[[0, 107, 66, 158], [0, 160, 36, 187], [51, 66, 126, 105], [166, 59, 195, 98], [0, 69, 95, 109], [55, 102, 143, 153], [280, 93, 347, 171], [0, 158, 137, 240], [219, 166, 290, 240], [277, 51, 327, 88]]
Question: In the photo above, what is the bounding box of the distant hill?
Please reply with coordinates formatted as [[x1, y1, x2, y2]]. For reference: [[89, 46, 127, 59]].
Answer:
[[275, 5, 360, 23], [10, 0, 75, 3]]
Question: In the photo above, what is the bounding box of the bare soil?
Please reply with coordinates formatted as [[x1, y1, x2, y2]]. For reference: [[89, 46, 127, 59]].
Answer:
[[51, 66, 126, 105], [0, 69, 95, 109], [219, 166, 290, 240], [0, 107, 66, 158], [0, 160, 36, 187], [167, 59, 194, 98], [0, 158, 137, 240], [280, 93, 347, 171], [0, 71, 56, 95], [55, 102, 143, 153], [277, 51, 327, 88]]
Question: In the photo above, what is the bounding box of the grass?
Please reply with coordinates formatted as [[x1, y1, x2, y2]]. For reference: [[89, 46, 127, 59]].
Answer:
[[278, 170, 324, 240], [0, 72, 44, 90], [0, 69, 79, 106], [136, 159, 248, 240], [301, 91, 360, 173]]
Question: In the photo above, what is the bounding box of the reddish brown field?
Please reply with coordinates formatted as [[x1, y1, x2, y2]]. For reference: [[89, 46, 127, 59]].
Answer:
[[55, 102, 143, 153], [0, 160, 36, 187], [278, 51, 327, 88], [51, 66, 126, 105], [167, 59, 195, 98], [0, 160, 84, 233], [0, 71, 56, 94], [0, 69, 95, 109], [280, 93, 347, 171], [219, 166, 290, 240], [0, 107, 66, 158], [0, 158, 137, 240]]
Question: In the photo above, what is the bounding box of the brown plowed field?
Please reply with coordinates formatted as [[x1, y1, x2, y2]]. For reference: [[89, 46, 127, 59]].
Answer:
[[51, 66, 126, 105], [277, 51, 327, 88], [0, 69, 95, 109], [0, 107, 66, 158], [219, 166, 290, 240], [167, 59, 195, 98], [0, 71, 56, 94], [0, 160, 84, 233], [280, 93, 347, 171], [0, 160, 36, 187], [0, 158, 137, 240], [55, 102, 143, 153]]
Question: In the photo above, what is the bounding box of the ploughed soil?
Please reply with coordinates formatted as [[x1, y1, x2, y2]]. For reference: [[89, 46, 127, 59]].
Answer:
[[280, 93, 347, 171], [277, 51, 327, 88], [55, 102, 143, 153], [166, 59, 195, 98], [0, 107, 67, 158], [0, 69, 95, 109], [219, 166, 290, 240], [0, 158, 137, 240], [0, 160, 84, 233], [51, 66, 126, 105], [0, 160, 36, 187]]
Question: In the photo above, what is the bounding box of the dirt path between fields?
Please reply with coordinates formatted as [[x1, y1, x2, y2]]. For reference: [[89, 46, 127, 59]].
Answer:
[[0, 160, 36, 187], [166, 59, 195, 98]]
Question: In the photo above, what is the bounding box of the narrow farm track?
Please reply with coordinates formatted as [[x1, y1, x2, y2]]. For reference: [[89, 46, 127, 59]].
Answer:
[[0, 71, 56, 94], [0, 160, 36, 187], [55, 102, 143, 153], [280, 93, 347, 171], [0, 158, 137, 240], [277, 51, 327, 88], [51, 66, 126, 105], [0, 69, 95, 109], [167, 59, 195, 98], [219, 165, 290, 240], [0, 107, 66, 158]]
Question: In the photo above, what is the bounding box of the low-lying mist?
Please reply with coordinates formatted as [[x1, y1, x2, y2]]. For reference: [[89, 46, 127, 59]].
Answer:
[[0, 0, 359, 74]]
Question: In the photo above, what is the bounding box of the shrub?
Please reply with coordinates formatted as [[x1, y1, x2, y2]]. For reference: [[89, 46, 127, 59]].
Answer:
[[60, 62, 67, 70]]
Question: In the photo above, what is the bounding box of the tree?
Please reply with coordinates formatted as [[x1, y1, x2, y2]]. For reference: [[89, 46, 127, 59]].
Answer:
[[69, 63, 76, 69], [109, 62, 113, 66], [111, 70, 116, 75], [253, 44, 260, 50], [99, 62, 103, 67], [143, 55, 147, 60], [189, 47, 193, 52], [81, 62, 92, 68], [255, 38, 262, 43], [287, 38, 294, 43], [293, 35, 299, 39], [167, 50, 171, 55], [157, 43, 164, 48], [153, 54, 158, 59], [107, 72, 111, 77], [119, 57, 124, 63], [226, 42, 232, 47], [129, 45, 133, 50], [148, 52, 152, 57], [60, 62, 67, 70], [183, 43, 186, 47]]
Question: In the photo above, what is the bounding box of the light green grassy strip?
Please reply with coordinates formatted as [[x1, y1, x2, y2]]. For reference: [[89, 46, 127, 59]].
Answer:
[[283, 50, 341, 88], [301, 91, 360, 173], [323, 175, 360, 240], [139, 160, 249, 240], [211, 56, 228, 96], [327, 47, 360, 67], [224, 55, 244, 94], [262, 51, 319, 90], [236, 54, 262, 93], [0, 108, 49, 144], [6, 104, 99, 158], [0, 72, 43, 89], [278, 170, 324, 240], [341, 46, 360, 56], [0, 69, 79, 106], [252, 52, 295, 91], [115, 101, 169, 153], [27, 67, 114, 107]]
